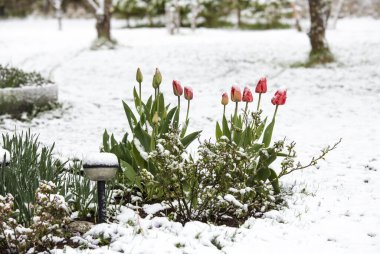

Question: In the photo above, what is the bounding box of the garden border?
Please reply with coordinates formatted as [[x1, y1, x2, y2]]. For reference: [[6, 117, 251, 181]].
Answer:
[[0, 83, 58, 114]]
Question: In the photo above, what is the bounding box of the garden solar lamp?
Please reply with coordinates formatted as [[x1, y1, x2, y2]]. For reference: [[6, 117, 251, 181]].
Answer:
[[83, 152, 118, 224], [0, 148, 10, 166]]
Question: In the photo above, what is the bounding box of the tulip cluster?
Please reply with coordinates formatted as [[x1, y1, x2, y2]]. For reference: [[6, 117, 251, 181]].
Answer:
[[172, 80, 193, 122], [221, 77, 287, 121]]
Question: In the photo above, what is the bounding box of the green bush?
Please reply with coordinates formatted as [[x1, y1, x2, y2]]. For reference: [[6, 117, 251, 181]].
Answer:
[[102, 68, 201, 200], [0, 65, 51, 89]]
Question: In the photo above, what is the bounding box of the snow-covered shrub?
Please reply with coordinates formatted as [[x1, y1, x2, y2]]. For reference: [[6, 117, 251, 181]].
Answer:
[[146, 129, 278, 224], [0, 64, 51, 89], [0, 181, 70, 253], [0, 131, 64, 227], [102, 68, 201, 197]]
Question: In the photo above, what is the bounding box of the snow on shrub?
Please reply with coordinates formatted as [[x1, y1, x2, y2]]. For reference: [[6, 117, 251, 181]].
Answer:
[[102, 68, 340, 225], [0, 181, 70, 253]]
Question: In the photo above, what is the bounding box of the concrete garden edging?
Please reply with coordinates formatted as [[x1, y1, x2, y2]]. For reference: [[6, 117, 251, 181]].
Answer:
[[0, 83, 58, 114]]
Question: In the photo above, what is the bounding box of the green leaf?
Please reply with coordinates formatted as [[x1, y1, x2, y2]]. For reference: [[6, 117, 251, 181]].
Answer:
[[173, 107, 180, 129], [256, 167, 271, 182], [215, 122, 222, 141], [262, 118, 275, 147], [110, 134, 117, 148], [122, 101, 137, 132], [222, 115, 231, 140], [134, 124, 151, 152], [181, 131, 201, 148], [161, 106, 177, 134], [158, 93, 165, 117], [268, 168, 280, 194], [120, 160, 143, 190], [255, 117, 267, 140], [180, 119, 189, 138], [133, 87, 141, 111], [102, 130, 110, 152]]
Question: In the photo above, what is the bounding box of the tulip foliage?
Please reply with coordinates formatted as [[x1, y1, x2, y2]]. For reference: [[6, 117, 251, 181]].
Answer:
[[102, 68, 201, 196], [101, 69, 339, 226], [215, 81, 291, 194]]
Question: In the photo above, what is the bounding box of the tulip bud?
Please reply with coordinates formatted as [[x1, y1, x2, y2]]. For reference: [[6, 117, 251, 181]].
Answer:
[[136, 68, 143, 83], [221, 92, 229, 105], [153, 68, 162, 89], [255, 77, 267, 93], [231, 85, 242, 102], [271, 89, 287, 105], [172, 80, 183, 96], [152, 111, 159, 124], [242, 87, 253, 102], [184, 86, 193, 100]]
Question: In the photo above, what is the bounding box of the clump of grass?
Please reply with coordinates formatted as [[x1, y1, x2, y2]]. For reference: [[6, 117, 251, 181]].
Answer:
[[0, 131, 64, 226], [0, 64, 52, 89]]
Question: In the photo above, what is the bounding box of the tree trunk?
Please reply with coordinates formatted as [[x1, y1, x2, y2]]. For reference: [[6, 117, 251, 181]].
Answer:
[[331, 0, 345, 29], [235, 0, 241, 28], [96, 0, 111, 40], [308, 0, 333, 63]]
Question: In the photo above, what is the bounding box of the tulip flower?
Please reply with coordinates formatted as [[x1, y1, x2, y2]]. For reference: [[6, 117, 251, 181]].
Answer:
[[221, 92, 228, 116], [242, 87, 253, 102], [231, 86, 242, 118], [263, 88, 287, 148], [184, 86, 193, 121], [231, 86, 242, 102], [255, 77, 267, 111], [271, 89, 287, 106], [136, 68, 143, 110], [271, 88, 287, 118], [173, 80, 183, 108], [153, 68, 162, 97], [242, 87, 253, 122]]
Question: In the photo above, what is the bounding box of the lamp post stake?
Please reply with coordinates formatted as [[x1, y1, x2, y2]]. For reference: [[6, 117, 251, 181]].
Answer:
[[97, 180, 106, 223]]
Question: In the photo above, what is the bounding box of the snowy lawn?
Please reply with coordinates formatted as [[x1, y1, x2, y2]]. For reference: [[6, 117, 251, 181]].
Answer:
[[0, 18, 380, 253]]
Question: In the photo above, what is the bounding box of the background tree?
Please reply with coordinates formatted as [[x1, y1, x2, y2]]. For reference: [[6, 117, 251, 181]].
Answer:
[[307, 0, 334, 65], [85, 0, 115, 48]]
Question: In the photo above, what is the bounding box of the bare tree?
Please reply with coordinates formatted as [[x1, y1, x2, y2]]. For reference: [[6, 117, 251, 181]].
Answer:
[[331, 0, 345, 29], [307, 0, 334, 64], [51, 0, 63, 30], [86, 0, 112, 42], [291, 0, 302, 32]]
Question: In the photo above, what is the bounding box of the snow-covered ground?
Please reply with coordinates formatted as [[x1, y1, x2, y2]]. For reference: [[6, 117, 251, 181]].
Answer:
[[1, 18, 380, 253]]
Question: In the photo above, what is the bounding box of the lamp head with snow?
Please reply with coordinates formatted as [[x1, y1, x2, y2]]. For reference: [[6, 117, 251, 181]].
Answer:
[[0, 148, 11, 166], [82, 153, 119, 181]]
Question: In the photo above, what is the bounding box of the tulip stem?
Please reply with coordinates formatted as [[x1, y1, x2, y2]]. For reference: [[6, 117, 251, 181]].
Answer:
[[257, 93, 262, 111], [273, 105, 279, 120], [138, 83, 142, 114], [185, 100, 190, 122], [223, 105, 226, 117], [234, 102, 238, 121], [178, 96, 181, 109], [243, 102, 249, 124]]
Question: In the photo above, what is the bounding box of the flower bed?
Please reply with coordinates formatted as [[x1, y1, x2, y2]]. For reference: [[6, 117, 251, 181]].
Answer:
[[0, 65, 58, 114]]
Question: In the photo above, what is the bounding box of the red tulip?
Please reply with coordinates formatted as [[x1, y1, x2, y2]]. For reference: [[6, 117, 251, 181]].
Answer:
[[173, 80, 183, 96], [255, 77, 267, 93], [271, 89, 287, 105], [242, 87, 253, 103], [221, 92, 229, 105], [231, 86, 242, 102], [184, 86, 193, 100]]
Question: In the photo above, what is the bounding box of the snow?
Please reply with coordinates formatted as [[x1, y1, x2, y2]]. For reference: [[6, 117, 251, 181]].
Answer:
[[0, 17, 380, 253], [0, 148, 11, 164], [82, 152, 118, 167]]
